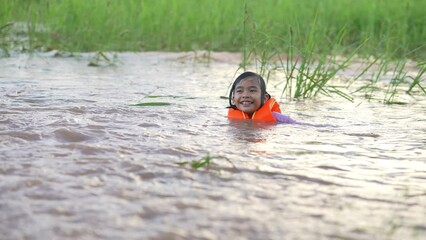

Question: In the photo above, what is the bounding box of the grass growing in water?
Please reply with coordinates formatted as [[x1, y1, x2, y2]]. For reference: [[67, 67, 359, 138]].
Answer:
[[407, 62, 426, 95], [349, 58, 426, 104], [1, 0, 425, 102], [177, 154, 235, 174], [130, 94, 198, 107], [130, 102, 171, 107], [88, 51, 120, 67], [236, 2, 424, 101], [0, 22, 13, 57]]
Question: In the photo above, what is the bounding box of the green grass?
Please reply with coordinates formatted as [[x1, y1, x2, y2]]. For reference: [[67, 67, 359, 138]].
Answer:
[[130, 102, 171, 107], [1, 0, 425, 101], [177, 154, 235, 174], [407, 62, 426, 95], [1, 0, 425, 59]]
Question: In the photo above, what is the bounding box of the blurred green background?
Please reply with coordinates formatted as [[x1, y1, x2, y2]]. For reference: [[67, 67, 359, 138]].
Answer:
[[1, 0, 425, 60]]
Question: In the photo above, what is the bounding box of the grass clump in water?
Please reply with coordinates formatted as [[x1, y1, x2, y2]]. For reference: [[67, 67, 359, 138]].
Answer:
[[177, 154, 235, 174], [236, 2, 425, 102], [88, 51, 120, 67], [349, 58, 426, 104], [130, 102, 171, 107], [406, 62, 426, 95]]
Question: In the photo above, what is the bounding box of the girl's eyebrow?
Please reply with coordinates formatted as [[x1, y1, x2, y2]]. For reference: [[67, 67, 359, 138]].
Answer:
[[236, 85, 260, 89], [247, 86, 260, 90]]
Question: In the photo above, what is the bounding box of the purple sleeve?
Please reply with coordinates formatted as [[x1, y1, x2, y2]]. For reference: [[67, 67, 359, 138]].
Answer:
[[272, 112, 298, 124], [272, 112, 332, 127]]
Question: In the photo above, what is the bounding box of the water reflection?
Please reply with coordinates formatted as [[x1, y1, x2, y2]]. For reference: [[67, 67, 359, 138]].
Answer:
[[228, 120, 277, 143]]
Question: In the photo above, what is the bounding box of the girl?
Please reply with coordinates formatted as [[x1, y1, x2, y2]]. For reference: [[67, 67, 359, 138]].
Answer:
[[227, 71, 298, 123]]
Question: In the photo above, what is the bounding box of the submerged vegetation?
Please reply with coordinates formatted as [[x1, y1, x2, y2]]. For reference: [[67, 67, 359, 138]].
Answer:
[[177, 154, 235, 174], [0, 0, 425, 102]]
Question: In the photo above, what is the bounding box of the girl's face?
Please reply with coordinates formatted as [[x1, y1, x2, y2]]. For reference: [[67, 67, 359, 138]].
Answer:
[[232, 77, 267, 117]]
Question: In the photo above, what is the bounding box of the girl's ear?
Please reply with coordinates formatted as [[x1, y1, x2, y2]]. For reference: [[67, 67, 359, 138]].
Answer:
[[264, 93, 270, 102]]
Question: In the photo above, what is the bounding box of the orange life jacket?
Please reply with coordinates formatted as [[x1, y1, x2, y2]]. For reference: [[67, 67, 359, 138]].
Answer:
[[227, 98, 282, 122]]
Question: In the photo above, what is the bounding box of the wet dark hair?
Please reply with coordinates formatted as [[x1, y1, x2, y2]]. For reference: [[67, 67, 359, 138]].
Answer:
[[228, 71, 270, 109]]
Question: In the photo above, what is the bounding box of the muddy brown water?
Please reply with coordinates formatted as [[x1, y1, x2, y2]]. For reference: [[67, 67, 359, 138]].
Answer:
[[1, 52, 425, 240]]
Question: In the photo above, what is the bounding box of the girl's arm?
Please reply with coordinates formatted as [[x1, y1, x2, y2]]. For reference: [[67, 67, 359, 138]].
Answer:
[[272, 112, 298, 124]]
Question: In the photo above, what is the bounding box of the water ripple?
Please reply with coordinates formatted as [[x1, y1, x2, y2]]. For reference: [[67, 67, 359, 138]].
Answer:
[[0, 53, 425, 240]]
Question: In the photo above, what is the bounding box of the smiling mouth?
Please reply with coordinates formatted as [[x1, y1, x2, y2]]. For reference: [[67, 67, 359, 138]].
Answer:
[[240, 101, 253, 107]]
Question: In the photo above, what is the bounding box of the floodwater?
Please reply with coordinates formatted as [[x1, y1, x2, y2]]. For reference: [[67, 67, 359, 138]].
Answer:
[[1, 52, 425, 240]]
